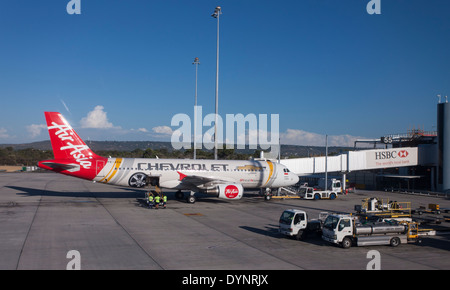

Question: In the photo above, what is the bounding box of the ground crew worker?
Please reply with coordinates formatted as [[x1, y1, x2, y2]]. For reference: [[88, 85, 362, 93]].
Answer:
[[148, 192, 154, 209], [154, 194, 160, 209], [162, 194, 167, 209]]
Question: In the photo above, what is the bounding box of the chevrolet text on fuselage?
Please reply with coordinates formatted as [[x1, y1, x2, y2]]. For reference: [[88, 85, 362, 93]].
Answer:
[[38, 112, 299, 203]]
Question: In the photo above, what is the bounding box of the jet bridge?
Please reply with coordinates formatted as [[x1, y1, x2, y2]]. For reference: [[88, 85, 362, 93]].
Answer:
[[279, 147, 418, 189]]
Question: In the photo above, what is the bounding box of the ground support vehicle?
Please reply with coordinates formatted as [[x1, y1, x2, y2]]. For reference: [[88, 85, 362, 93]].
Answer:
[[267, 179, 342, 201], [279, 209, 326, 240], [322, 214, 420, 248], [298, 187, 338, 200], [354, 197, 412, 222], [412, 204, 441, 215]]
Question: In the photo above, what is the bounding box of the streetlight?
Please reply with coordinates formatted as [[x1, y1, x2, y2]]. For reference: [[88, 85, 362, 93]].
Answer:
[[192, 57, 200, 159], [212, 6, 222, 160]]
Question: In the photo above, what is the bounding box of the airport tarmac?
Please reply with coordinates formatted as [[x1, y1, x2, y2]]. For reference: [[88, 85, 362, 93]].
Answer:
[[1, 172, 450, 270]]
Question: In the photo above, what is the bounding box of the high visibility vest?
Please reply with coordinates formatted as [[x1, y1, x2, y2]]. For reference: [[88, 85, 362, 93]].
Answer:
[[149, 196, 153, 202], [163, 196, 167, 202], [155, 196, 160, 203]]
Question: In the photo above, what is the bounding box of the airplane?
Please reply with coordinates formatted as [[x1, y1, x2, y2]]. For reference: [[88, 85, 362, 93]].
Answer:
[[38, 112, 299, 203]]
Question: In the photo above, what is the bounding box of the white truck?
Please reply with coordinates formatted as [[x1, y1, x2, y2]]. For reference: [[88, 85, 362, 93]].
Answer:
[[278, 209, 325, 240], [318, 178, 342, 193], [321, 214, 419, 248], [298, 187, 338, 200], [298, 178, 342, 200]]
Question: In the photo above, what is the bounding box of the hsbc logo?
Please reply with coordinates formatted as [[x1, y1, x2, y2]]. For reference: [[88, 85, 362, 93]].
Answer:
[[375, 150, 409, 160]]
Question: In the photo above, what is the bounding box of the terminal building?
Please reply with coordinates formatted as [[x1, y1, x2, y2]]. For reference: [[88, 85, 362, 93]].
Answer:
[[280, 100, 449, 193]]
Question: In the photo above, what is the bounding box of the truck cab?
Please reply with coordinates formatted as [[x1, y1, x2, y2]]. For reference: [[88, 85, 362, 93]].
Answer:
[[279, 209, 308, 240], [322, 214, 355, 247], [318, 178, 342, 193], [279, 209, 324, 240]]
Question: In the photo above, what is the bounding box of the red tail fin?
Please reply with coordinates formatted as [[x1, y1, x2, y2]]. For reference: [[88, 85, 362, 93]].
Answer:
[[38, 112, 107, 180]]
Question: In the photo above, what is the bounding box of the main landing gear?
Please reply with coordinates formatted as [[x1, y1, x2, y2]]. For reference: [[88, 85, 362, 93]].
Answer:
[[175, 190, 197, 204]]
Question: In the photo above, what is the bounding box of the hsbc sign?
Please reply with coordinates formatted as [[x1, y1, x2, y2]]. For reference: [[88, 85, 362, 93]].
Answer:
[[367, 147, 418, 169], [375, 150, 409, 160]]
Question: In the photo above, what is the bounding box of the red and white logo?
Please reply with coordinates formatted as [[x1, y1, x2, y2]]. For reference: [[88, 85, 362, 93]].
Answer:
[[398, 150, 409, 158], [224, 185, 239, 199], [48, 121, 93, 169]]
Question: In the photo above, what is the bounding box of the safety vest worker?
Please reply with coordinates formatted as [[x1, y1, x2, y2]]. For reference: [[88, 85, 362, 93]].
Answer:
[[148, 195, 154, 208], [162, 195, 167, 208], [154, 195, 160, 209]]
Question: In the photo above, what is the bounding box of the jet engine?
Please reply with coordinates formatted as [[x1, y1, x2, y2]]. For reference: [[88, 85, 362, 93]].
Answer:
[[205, 183, 244, 200]]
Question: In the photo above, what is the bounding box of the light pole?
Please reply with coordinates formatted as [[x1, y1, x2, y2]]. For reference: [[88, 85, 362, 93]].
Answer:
[[192, 57, 200, 159], [325, 135, 328, 190], [212, 6, 222, 160]]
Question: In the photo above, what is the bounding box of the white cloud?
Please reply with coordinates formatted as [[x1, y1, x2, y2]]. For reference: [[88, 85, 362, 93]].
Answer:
[[26, 124, 47, 138], [0, 128, 10, 139], [152, 126, 173, 135], [80, 106, 117, 129], [281, 129, 364, 147]]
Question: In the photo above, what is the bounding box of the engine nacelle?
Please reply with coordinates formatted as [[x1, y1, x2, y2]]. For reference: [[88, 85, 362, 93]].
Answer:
[[206, 183, 243, 200], [218, 184, 243, 200]]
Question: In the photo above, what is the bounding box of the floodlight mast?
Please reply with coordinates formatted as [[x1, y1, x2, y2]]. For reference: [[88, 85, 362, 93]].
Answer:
[[192, 57, 200, 159], [212, 6, 222, 160]]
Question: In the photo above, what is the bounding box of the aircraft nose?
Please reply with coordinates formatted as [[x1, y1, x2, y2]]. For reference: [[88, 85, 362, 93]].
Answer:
[[293, 174, 299, 184]]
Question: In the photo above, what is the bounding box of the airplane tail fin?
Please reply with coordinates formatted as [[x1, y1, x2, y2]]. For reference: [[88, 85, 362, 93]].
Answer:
[[38, 112, 107, 180]]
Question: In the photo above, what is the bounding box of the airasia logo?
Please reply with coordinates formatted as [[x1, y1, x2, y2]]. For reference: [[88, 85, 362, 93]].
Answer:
[[398, 150, 408, 158], [48, 121, 92, 169], [224, 185, 239, 199]]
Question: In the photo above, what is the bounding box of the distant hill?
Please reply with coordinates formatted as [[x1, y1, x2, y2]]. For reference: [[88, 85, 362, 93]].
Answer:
[[0, 140, 352, 158]]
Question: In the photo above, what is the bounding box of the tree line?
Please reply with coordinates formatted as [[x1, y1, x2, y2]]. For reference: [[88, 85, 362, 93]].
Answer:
[[0, 146, 261, 166]]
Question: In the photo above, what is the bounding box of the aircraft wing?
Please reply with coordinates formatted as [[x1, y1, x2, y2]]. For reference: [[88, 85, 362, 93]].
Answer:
[[177, 171, 233, 188], [39, 161, 80, 172]]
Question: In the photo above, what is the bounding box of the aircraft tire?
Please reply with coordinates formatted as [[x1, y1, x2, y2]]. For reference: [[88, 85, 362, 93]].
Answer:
[[186, 195, 196, 204]]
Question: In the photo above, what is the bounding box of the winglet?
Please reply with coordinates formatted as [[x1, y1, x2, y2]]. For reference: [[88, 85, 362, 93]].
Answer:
[[177, 171, 187, 181]]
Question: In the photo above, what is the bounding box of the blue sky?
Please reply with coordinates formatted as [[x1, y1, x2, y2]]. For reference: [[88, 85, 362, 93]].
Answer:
[[0, 0, 449, 146]]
